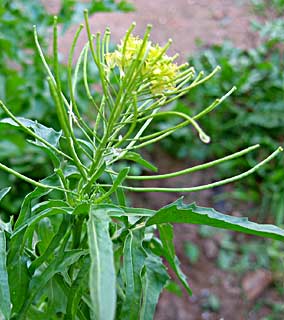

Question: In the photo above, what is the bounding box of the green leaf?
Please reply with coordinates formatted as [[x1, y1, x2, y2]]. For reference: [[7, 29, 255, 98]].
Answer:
[[96, 167, 129, 203], [140, 255, 169, 320], [0, 187, 11, 202], [66, 255, 90, 319], [8, 256, 29, 314], [147, 198, 284, 241], [28, 139, 60, 168], [29, 215, 69, 274], [164, 281, 183, 297], [12, 206, 72, 254], [122, 152, 158, 172], [158, 224, 192, 295], [88, 207, 116, 320], [0, 231, 11, 320], [28, 278, 67, 319], [0, 117, 62, 147], [19, 249, 87, 318], [184, 242, 200, 264], [120, 230, 146, 320], [0, 188, 12, 234], [15, 174, 60, 229]]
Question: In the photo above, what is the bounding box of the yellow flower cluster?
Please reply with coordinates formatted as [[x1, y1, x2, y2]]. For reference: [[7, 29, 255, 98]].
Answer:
[[105, 34, 179, 94]]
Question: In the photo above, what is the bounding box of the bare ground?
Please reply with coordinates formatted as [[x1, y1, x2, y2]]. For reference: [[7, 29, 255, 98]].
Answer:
[[47, 0, 257, 62]]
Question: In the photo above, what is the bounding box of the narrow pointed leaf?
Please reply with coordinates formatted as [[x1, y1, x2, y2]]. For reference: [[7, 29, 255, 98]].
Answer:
[[29, 215, 69, 274], [122, 151, 157, 172], [140, 255, 169, 320], [120, 230, 146, 320], [0, 231, 11, 320], [147, 198, 284, 241], [96, 167, 129, 203], [158, 223, 192, 295], [8, 256, 29, 314], [0, 188, 12, 233], [66, 256, 90, 319], [0, 187, 11, 202], [15, 174, 60, 228], [88, 208, 116, 320]]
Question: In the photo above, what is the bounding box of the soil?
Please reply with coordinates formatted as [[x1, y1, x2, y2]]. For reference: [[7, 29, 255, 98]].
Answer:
[[50, 0, 258, 62], [43, 0, 283, 319]]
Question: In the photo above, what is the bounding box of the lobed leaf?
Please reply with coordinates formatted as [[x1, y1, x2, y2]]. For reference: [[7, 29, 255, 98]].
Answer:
[[147, 198, 284, 241]]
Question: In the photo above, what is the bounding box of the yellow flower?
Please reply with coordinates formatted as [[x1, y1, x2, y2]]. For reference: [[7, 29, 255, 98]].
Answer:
[[105, 33, 180, 94]]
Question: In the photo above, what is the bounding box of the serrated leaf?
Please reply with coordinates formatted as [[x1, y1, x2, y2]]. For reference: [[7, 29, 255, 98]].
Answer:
[[88, 207, 116, 320], [0, 231, 11, 320], [122, 152, 158, 172], [158, 223, 192, 295], [120, 230, 146, 320], [140, 255, 169, 320], [147, 198, 284, 241]]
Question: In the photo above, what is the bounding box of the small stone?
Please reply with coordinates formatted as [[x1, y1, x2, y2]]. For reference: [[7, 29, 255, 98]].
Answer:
[[203, 239, 219, 259], [242, 269, 272, 301], [200, 288, 210, 298], [201, 311, 212, 320]]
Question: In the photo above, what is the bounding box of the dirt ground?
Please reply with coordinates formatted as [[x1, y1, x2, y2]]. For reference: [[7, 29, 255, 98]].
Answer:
[[44, 0, 283, 319], [50, 0, 257, 63]]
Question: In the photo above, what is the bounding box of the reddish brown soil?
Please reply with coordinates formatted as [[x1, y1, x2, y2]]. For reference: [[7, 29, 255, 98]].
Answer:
[[43, 0, 283, 319], [52, 0, 257, 63]]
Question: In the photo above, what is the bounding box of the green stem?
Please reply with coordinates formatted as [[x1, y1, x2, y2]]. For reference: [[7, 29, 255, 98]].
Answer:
[[0, 162, 74, 194], [125, 144, 260, 180], [48, 79, 88, 180], [193, 86, 237, 120], [138, 110, 210, 143], [108, 109, 159, 165], [102, 147, 283, 192]]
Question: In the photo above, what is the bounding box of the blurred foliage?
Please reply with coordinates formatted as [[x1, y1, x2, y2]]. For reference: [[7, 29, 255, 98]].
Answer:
[[184, 241, 200, 264], [251, 0, 284, 16], [0, 0, 132, 216], [253, 18, 284, 43]]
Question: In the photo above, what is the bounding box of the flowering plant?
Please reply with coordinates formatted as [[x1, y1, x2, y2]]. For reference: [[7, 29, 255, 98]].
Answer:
[[0, 11, 283, 320]]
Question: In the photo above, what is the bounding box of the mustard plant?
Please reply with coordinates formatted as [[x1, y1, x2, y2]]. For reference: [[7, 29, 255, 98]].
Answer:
[[0, 12, 283, 320]]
